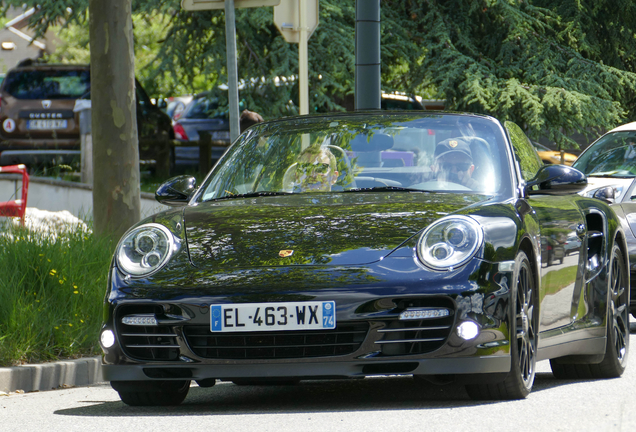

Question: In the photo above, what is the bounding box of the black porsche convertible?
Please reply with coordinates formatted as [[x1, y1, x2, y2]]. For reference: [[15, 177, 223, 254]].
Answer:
[[99, 111, 630, 405]]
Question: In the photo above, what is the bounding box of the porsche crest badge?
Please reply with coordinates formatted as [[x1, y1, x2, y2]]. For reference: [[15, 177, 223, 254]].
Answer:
[[279, 250, 294, 258]]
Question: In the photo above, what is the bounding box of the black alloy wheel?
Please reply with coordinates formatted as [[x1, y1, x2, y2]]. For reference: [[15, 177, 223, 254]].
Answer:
[[466, 250, 537, 400]]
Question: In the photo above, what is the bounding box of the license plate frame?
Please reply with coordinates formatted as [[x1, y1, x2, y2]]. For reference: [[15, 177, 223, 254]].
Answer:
[[27, 119, 68, 130], [210, 301, 336, 332]]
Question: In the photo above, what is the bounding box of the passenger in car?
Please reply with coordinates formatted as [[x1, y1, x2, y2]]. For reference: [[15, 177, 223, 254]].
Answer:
[[295, 146, 340, 192]]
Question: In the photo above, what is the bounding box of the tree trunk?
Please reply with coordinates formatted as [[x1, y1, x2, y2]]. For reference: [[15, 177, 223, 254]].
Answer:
[[88, 0, 140, 242]]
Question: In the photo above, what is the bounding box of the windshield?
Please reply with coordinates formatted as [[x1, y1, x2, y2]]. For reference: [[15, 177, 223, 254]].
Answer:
[[3, 69, 90, 100], [573, 131, 636, 177], [196, 113, 509, 202]]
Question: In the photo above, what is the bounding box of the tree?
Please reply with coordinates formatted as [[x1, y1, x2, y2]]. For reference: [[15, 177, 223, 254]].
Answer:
[[87, 0, 140, 241], [6, 0, 636, 152], [3, 0, 140, 240]]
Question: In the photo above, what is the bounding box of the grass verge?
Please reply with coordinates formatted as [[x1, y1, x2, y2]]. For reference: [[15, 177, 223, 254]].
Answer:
[[0, 222, 112, 367]]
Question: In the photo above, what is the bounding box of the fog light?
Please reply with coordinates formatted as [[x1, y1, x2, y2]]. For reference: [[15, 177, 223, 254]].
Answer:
[[122, 314, 158, 326], [457, 321, 479, 340], [100, 329, 115, 348], [399, 308, 450, 320]]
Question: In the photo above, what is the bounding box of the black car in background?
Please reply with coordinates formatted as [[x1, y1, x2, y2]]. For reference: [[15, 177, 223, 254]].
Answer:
[[99, 111, 629, 406]]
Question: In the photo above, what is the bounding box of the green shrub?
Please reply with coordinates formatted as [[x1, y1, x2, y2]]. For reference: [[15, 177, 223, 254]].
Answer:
[[0, 222, 112, 366]]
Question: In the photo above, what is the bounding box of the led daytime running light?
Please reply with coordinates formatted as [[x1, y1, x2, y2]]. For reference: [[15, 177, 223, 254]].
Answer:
[[121, 315, 158, 326], [399, 308, 450, 320]]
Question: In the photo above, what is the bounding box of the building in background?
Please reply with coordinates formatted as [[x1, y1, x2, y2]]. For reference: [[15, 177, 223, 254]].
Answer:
[[0, 7, 60, 74]]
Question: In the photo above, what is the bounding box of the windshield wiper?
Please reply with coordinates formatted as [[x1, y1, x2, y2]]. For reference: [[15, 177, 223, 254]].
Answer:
[[344, 186, 425, 193], [212, 191, 294, 201]]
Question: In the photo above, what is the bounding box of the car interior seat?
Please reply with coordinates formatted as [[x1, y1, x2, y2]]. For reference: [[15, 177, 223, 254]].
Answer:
[[349, 133, 394, 168]]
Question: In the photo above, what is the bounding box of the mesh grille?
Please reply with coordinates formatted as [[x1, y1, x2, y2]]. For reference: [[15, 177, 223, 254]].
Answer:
[[183, 323, 368, 359], [376, 298, 455, 356], [116, 305, 180, 361]]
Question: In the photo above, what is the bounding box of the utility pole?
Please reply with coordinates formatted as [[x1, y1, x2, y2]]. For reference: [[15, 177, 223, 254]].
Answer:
[[355, 0, 381, 110]]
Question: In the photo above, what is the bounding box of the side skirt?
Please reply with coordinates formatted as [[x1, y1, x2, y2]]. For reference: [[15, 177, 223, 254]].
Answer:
[[537, 327, 606, 362]]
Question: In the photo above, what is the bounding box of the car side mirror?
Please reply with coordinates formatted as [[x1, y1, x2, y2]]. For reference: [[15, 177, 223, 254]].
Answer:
[[592, 186, 615, 204], [526, 164, 587, 196], [155, 175, 198, 206]]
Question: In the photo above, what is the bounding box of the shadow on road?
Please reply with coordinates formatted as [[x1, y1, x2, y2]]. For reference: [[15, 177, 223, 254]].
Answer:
[[52, 328, 636, 416], [51, 370, 609, 417]]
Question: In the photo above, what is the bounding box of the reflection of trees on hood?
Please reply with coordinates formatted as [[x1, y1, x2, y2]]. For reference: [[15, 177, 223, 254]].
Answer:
[[186, 193, 488, 268]]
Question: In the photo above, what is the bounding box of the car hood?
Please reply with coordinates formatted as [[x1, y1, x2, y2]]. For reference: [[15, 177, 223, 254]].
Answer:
[[184, 192, 491, 268]]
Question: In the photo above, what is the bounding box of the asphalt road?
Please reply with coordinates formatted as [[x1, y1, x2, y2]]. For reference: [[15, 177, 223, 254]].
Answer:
[[3, 328, 636, 432]]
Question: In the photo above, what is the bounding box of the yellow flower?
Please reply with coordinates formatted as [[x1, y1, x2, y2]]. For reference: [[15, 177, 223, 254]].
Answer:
[[68, 324, 73, 327], [58, 279, 64, 284], [54, 326, 59, 330], [49, 269, 57, 276], [73, 291, 79, 294]]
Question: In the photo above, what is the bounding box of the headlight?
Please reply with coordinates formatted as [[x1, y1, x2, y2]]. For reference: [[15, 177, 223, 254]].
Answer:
[[417, 216, 483, 270], [116, 223, 178, 277]]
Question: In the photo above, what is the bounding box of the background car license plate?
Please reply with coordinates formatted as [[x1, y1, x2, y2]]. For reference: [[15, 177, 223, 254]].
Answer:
[[210, 130, 230, 140], [27, 119, 67, 130], [210, 301, 336, 332]]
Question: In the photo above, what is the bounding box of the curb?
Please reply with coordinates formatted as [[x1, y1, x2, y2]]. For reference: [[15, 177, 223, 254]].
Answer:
[[0, 356, 105, 394]]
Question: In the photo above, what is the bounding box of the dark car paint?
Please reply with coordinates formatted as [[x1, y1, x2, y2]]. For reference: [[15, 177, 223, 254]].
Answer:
[[100, 112, 627, 394], [102, 190, 622, 380]]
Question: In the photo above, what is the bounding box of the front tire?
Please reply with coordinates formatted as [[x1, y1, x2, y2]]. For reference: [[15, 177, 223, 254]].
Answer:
[[466, 250, 537, 400], [550, 243, 629, 379]]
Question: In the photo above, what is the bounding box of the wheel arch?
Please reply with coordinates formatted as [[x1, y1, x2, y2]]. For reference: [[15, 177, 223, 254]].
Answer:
[[518, 235, 539, 300]]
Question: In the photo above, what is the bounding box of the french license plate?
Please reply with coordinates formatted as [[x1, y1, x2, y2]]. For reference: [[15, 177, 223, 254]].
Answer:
[[27, 119, 67, 130], [210, 301, 336, 332]]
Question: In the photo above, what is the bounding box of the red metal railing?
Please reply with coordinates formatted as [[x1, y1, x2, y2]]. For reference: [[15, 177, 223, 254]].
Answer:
[[0, 164, 29, 225]]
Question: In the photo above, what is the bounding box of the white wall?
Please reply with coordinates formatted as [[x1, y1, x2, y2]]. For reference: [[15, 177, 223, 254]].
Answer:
[[0, 176, 170, 222]]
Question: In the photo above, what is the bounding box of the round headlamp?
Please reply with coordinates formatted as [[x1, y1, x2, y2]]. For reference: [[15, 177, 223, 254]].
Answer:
[[116, 223, 177, 277], [417, 216, 483, 270]]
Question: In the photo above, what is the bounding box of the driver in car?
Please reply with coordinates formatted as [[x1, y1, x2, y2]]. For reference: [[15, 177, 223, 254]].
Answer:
[[431, 138, 479, 190], [295, 145, 339, 192]]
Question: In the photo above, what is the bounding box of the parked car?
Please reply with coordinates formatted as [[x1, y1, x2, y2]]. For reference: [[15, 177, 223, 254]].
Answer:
[[563, 232, 582, 256], [157, 95, 193, 120], [532, 141, 577, 166], [0, 61, 174, 172], [99, 111, 629, 406], [540, 236, 565, 266], [171, 90, 241, 171], [572, 120, 636, 317], [380, 92, 424, 110]]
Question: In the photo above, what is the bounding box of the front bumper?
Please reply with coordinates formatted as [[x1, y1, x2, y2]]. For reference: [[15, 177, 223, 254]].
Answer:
[[102, 355, 510, 382], [101, 257, 515, 382]]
